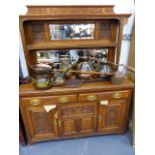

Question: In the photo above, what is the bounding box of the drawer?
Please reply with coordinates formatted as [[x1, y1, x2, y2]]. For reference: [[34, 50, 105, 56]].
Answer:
[[21, 94, 78, 106], [79, 90, 130, 102]]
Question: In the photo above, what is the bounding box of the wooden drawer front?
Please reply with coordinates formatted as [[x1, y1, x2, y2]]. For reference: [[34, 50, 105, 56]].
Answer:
[[60, 103, 96, 118], [21, 94, 78, 106], [97, 90, 130, 100], [79, 90, 130, 102]]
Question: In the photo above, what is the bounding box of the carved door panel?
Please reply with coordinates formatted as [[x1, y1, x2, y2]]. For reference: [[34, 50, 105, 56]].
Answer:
[[25, 105, 58, 142], [98, 99, 128, 133]]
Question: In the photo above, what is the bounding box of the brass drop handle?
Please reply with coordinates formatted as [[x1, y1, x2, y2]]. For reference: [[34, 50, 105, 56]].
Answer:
[[31, 98, 41, 105], [87, 95, 97, 101], [113, 92, 121, 99], [59, 97, 69, 103]]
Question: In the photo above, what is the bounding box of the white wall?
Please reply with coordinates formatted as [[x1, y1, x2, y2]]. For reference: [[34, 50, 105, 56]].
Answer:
[[19, 0, 135, 77], [114, 0, 135, 66], [19, 33, 29, 77]]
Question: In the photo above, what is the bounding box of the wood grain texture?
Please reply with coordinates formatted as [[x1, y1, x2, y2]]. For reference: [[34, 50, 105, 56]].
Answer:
[[27, 40, 117, 50], [19, 5, 133, 144], [20, 79, 134, 97], [26, 5, 114, 16], [20, 85, 133, 144]]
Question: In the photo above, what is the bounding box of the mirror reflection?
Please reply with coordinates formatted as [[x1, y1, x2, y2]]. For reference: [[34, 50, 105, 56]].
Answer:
[[49, 24, 95, 40], [36, 49, 108, 65]]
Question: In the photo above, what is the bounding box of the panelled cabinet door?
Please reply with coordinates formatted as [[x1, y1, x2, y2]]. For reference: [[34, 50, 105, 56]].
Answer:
[[79, 116, 96, 134], [24, 105, 58, 143], [58, 104, 79, 137], [58, 102, 97, 137], [98, 99, 128, 133], [78, 102, 97, 134], [59, 119, 79, 137]]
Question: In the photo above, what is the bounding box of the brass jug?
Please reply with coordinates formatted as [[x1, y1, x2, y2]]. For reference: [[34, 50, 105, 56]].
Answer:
[[31, 64, 52, 90]]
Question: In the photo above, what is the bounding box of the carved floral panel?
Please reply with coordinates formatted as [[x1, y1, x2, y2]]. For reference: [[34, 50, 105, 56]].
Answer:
[[100, 22, 111, 39], [104, 105, 120, 126], [32, 111, 52, 134], [61, 105, 94, 117], [32, 24, 45, 41]]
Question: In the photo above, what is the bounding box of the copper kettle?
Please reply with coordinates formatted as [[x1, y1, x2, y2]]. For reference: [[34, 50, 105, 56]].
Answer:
[[78, 56, 95, 79]]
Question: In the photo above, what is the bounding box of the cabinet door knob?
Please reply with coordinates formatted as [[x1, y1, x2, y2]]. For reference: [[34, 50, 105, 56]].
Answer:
[[113, 92, 121, 98], [87, 95, 97, 101], [31, 99, 41, 105], [59, 97, 69, 103]]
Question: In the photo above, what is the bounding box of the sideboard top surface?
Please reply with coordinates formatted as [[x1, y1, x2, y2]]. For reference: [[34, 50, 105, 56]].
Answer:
[[19, 79, 134, 97]]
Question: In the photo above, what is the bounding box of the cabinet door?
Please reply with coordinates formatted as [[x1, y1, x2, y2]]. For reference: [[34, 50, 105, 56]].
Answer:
[[79, 116, 96, 134], [98, 99, 128, 133], [24, 105, 58, 143], [59, 102, 97, 137], [60, 118, 79, 137], [78, 102, 97, 134]]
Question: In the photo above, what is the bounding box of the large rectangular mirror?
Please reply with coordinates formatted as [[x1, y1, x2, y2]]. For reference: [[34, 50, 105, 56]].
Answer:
[[49, 24, 95, 40]]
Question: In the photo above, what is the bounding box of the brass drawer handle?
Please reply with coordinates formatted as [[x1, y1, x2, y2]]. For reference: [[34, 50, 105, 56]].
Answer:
[[59, 97, 69, 103], [87, 95, 97, 101], [113, 92, 121, 99], [31, 98, 41, 105]]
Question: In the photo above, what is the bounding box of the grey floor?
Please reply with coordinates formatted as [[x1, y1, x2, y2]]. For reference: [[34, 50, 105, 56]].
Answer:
[[19, 131, 134, 155]]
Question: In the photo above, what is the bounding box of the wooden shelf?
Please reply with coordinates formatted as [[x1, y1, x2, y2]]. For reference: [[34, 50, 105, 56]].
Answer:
[[27, 40, 117, 50], [19, 79, 134, 97]]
